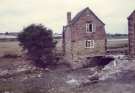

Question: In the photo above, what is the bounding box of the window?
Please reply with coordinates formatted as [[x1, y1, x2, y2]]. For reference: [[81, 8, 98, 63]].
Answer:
[[86, 23, 93, 32], [85, 40, 95, 48]]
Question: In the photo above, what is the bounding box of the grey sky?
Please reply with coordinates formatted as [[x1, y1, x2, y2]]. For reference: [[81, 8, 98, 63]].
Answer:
[[0, 0, 135, 34]]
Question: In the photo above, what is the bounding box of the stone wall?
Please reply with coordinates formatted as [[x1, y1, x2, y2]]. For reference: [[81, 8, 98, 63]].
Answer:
[[128, 12, 135, 57], [72, 40, 106, 60], [70, 9, 106, 62], [63, 8, 106, 68], [63, 26, 73, 62]]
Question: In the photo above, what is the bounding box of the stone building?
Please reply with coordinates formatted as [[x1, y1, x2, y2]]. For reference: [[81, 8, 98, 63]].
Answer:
[[128, 10, 135, 57], [63, 7, 106, 66]]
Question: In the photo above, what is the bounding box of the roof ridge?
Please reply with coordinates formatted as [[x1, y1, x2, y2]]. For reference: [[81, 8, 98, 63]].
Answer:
[[69, 7, 105, 25], [69, 7, 89, 25]]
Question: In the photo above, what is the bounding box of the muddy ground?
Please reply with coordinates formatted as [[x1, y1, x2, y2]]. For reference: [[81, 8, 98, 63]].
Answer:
[[0, 55, 135, 93]]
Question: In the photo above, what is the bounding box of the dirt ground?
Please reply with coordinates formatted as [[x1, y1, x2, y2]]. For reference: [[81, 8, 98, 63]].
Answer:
[[0, 55, 135, 93], [0, 41, 22, 57]]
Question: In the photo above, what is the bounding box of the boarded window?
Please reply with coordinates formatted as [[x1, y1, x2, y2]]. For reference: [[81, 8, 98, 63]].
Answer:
[[85, 40, 95, 48], [86, 23, 93, 32]]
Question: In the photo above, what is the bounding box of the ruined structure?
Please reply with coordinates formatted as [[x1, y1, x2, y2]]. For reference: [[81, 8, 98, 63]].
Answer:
[[128, 10, 135, 58], [63, 7, 106, 66]]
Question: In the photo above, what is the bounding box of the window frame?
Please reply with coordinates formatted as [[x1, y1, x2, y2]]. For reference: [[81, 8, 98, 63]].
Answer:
[[86, 23, 94, 33], [85, 40, 95, 48]]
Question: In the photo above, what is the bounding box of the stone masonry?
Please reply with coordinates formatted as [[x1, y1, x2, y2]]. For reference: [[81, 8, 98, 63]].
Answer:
[[63, 7, 107, 67], [128, 10, 135, 58]]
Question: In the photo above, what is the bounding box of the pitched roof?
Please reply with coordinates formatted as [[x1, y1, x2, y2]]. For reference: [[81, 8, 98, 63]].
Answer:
[[128, 10, 135, 19], [69, 7, 105, 25]]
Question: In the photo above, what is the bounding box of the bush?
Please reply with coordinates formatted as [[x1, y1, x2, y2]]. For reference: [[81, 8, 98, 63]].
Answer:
[[18, 24, 57, 67]]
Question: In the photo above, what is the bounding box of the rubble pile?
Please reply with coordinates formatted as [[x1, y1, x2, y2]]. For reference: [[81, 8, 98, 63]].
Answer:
[[0, 59, 37, 79], [99, 55, 135, 81]]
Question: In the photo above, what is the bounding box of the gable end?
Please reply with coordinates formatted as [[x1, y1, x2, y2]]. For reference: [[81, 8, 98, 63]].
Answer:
[[70, 7, 105, 26]]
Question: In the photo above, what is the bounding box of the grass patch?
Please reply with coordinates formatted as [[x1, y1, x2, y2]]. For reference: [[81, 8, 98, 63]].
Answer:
[[0, 41, 22, 57]]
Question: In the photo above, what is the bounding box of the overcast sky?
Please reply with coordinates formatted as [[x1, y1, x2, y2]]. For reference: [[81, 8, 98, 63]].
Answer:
[[0, 0, 135, 34]]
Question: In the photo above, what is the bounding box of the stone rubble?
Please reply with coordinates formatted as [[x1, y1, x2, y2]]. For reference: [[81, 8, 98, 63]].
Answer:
[[99, 55, 135, 81], [65, 55, 135, 87]]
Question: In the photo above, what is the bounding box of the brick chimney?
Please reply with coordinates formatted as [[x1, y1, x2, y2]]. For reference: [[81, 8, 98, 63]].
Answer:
[[67, 12, 71, 24]]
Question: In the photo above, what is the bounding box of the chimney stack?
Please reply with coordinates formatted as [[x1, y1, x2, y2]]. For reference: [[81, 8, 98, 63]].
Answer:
[[67, 12, 71, 24]]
